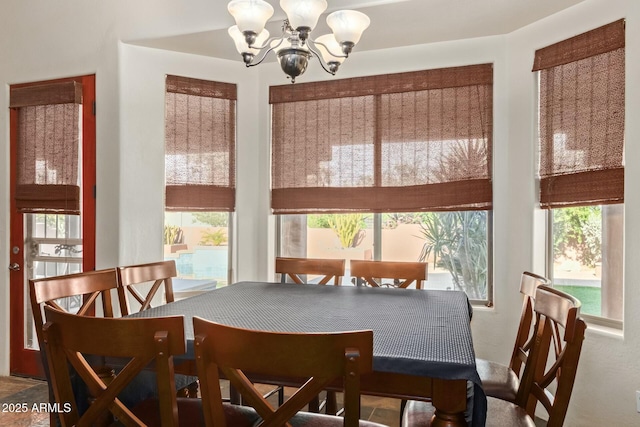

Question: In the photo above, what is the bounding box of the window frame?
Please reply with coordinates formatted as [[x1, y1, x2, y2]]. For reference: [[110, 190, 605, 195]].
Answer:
[[545, 208, 623, 329]]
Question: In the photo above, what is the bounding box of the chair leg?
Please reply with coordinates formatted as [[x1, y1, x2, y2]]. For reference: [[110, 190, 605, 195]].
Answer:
[[325, 391, 338, 415], [399, 398, 407, 425], [229, 383, 241, 404], [309, 395, 321, 412], [187, 381, 199, 398]]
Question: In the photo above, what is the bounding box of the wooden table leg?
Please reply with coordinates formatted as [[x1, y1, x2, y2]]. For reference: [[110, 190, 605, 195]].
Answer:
[[430, 378, 468, 427]]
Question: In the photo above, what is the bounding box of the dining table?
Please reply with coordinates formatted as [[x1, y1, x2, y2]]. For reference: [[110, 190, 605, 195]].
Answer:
[[128, 281, 487, 427]]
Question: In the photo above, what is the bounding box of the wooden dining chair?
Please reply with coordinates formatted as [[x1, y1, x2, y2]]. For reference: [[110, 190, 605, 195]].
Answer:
[[193, 318, 386, 427], [402, 285, 586, 427], [476, 271, 550, 402], [276, 257, 345, 285], [29, 268, 120, 426], [118, 260, 200, 398], [349, 260, 427, 289], [117, 260, 177, 316], [42, 306, 203, 427]]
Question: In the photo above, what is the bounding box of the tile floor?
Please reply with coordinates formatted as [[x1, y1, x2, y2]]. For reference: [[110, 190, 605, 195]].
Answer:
[[0, 376, 50, 426], [0, 376, 401, 426]]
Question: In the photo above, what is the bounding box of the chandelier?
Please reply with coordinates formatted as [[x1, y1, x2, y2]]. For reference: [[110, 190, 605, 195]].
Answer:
[[227, 0, 370, 83]]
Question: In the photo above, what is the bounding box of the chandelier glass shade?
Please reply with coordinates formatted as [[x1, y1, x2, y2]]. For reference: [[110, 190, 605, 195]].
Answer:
[[227, 0, 370, 82]]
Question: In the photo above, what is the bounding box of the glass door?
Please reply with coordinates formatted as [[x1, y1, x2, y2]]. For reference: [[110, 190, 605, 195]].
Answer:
[[9, 75, 95, 377]]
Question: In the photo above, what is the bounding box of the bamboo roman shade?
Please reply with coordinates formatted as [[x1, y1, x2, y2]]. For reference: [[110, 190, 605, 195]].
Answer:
[[165, 75, 237, 211], [270, 64, 493, 214], [10, 81, 82, 214], [535, 19, 625, 208]]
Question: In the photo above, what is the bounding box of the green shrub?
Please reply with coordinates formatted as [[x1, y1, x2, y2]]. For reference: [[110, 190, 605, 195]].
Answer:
[[308, 214, 333, 228], [553, 206, 602, 267], [199, 229, 227, 246], [328, 214, 365, 248], [192, 212, 228, 227]]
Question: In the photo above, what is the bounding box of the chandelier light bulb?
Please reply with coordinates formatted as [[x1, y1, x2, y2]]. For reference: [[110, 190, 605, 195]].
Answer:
[[228, 26, 270, 55], [326, 10, 370, 46], [227, 0, 274, 34], [314, 34, 345, 64], [279, 0, 328, 32]]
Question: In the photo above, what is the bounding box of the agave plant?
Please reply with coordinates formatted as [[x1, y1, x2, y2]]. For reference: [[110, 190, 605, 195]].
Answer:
[[418, 211, 488, 299]]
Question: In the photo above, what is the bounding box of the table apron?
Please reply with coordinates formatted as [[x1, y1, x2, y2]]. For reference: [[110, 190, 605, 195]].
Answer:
[[176, 360, 467, 412]]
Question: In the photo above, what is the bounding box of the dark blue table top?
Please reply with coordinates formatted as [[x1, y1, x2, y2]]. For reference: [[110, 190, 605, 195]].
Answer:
[[130, 281, 486, 426]]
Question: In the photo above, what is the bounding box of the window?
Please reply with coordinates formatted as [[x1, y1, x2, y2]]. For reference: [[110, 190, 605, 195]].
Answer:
[[279, 211, 491, 302], [549, 205, 623, 322], [164, 76, 236, 293], [272, 65, 493, 303], [535, 20, 625, 325]]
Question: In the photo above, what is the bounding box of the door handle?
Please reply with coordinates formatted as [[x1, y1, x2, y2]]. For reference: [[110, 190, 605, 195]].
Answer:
[[8, 263, 20, 271]]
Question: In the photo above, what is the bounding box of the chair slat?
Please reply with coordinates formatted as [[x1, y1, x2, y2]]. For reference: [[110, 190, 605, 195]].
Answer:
[[349, 260, 427, 289], [276, 257, 345, 286]]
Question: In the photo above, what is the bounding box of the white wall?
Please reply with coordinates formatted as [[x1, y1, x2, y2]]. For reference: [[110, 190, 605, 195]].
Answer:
[[1, 0, 639, 425]]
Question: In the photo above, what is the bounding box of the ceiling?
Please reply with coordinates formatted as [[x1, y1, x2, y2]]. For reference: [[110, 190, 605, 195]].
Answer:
[[130, 0, 587, 61]]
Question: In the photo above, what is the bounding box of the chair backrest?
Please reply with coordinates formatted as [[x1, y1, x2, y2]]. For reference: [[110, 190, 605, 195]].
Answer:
[[117, 260, 177, 315], [349, 260, 427, 289], [276, 257, 345, 285], [42, 306, 186, 427], [29, 268, 119, 349], [509, 271, 551, 377], [193, 317, 373, 427], [515, 285, 586, 427]]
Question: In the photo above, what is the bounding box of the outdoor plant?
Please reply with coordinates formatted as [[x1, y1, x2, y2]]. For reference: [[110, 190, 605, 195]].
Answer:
[[199, 229, 228, 246], [382, 213, 430, 229], [328, 214, 365, 248], [417, 139, 490, 299], [418, 211, 488, 300], [553, 206, 602, 267], [191, 212, 228, 227], [163, 225, 183, 245], [308, 214, 333, 228]]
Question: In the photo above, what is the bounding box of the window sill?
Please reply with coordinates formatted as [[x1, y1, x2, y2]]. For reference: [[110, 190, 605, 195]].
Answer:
[[582, 316, 624, 339]]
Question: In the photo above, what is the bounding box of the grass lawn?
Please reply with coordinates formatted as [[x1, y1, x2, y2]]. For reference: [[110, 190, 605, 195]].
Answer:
[[554, 285, 601, 317]]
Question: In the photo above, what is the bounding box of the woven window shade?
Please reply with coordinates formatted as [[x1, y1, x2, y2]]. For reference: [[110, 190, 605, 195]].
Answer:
[[270, 64, 493, 214], [535, 20, 625, 209], [165, 75, 236, 212], [10, 81, 82, 214]]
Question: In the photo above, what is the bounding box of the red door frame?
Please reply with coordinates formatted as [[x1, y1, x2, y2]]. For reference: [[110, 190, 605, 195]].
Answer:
[[9, 74, 96, 377]]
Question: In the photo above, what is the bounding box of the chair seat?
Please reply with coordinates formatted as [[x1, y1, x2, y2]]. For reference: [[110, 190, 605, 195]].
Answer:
[[221, 402, 389, 427], [402, 398, 536, 427], [476, 358, 519, 402], [129, 397, 205, 426]]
